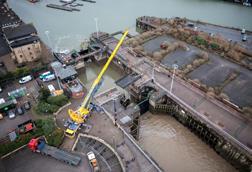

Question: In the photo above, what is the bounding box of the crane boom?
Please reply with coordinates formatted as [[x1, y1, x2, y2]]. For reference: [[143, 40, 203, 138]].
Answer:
[[68, 30, 128, 124]]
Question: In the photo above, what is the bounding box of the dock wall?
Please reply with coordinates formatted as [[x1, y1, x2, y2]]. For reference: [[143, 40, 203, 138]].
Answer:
[[149, 93, 252, 172]]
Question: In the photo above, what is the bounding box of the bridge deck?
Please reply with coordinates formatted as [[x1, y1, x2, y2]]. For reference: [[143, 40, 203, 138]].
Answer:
[[96, 34, 252, 157]]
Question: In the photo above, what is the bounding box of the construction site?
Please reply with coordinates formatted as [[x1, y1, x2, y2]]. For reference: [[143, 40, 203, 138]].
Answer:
[[1, 15, 252, 172]]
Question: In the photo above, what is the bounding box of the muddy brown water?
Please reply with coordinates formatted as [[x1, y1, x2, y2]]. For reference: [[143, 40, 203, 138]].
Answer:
[[139, 112, 237, 172]]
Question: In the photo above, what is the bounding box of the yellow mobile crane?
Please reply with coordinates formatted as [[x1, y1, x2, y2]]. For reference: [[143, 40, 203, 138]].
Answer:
[[65, 30, 128, 138]]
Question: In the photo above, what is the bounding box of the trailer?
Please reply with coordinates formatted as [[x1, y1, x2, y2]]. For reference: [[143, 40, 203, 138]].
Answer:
[[28, 137, 81, 166]]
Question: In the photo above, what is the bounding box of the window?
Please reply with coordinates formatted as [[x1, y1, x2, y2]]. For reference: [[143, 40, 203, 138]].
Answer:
[[20, 55, 23, 58], [29, 52, 32, 55], [28, 47, 30, 50]]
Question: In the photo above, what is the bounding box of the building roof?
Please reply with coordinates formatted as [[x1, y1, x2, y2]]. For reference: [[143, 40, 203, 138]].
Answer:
[[10, 35, 40, 48], [0, 35, 10, 56], [3, 24, 37, 41], [51, 61, 77, 80], [0, 2, 21, 29]]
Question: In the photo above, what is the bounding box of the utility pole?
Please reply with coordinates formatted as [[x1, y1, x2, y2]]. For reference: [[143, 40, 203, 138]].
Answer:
[[170, 64, 178, 94], [152, 62, 155, 82], [113, 98, 117, 126], [94, 17, 99, 38]]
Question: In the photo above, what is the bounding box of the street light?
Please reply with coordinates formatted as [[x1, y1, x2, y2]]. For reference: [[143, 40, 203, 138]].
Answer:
[[170, 64, 178, 94], [152, 62, 155, 82], [94, 17, 99, 38]]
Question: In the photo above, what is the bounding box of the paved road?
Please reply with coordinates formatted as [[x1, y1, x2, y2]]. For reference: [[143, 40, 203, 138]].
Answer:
[[2, 148, 90, 172], [154, 70, 252, 151]]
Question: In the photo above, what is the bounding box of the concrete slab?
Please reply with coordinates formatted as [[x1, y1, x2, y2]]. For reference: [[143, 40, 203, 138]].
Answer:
[[2, 148, 90, 172]]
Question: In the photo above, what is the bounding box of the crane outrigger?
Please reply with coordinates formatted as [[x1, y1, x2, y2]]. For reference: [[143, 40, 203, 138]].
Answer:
[[65, 30, 128, 138]]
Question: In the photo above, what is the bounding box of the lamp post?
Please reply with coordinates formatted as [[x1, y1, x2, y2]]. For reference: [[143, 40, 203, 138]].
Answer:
[[152, 63, 155, 82], [94, 17, 99, 38], [170, 64, 178, 94], [113, 98, 117, 126]]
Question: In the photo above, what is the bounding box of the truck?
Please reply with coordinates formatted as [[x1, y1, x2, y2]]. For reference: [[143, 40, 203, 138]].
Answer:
[[28, 137, 81, 166], [87, 151, 99, 172]]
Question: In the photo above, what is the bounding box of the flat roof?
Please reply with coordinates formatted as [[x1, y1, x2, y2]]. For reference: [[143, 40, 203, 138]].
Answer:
[[51, 61, 77, 80], [0, 35, 10, 56], [115, 73, 141, 89], [3, 24, 37, 41], [0, 2, 21, 28], [10, 36, 40, 48]]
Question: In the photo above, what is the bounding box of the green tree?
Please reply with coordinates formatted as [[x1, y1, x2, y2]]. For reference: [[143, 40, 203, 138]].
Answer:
[[47, 94, 68, 106], [46, 129, 64, 147], [36, 101, 59, 114], [39, 88, 51, 101], [41, 118, 55, 135]]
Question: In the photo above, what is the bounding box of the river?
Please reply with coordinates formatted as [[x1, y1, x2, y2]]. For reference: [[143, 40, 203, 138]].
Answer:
[[139, 112, 237, 172], [8, 0, 252, 51], [7, 0, 245, 171]]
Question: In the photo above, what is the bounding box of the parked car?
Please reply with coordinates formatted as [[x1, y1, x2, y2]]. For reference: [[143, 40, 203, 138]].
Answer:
[[7, 110, 16, 119], [87, 151, 99, 172], [23, 101, 31, 110], [15, 107, 24, 115], [0, 86, 2, 93], [241, 28, 246, 34], [242, 35, 247, 42], [64, 119, 72, 128], [39, 71, 53, 80], [0, 113, 3, 120], [19, 75, 33, 84], [187, 22, 194, 27], [42, 74, 56, 82]]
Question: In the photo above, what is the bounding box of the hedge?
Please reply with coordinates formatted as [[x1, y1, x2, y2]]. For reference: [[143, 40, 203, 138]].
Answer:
[[0, 128, 44, 156], [46, 129, 64, 147], [47, 95, 68, 107], [0, 118, 64, 156], [35, 101, 59, 114]]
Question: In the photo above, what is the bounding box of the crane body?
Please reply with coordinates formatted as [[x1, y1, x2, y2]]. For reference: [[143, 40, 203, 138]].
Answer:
[[65, 30, 128, 138]]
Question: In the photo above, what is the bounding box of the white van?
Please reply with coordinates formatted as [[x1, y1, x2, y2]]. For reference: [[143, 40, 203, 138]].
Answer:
[[48, 84, 55, 93], [42, 74, 55, 82], [39, 71, 52, 80], [19, 75, 32, 84]]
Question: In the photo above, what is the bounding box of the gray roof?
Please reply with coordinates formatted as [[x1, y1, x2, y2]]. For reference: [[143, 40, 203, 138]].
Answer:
[[0, 2, 21, 29], [0, 35, 10, 56], [10, 36, 39, 48], [3, 24, 37, 41], [51, 61, 77, 80], [115, 73, 141, 89]]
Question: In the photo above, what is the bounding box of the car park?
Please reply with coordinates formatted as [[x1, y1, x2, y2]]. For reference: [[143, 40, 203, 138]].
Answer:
[[7, 110, 16, 119], [23, 101, 31, 110], [15, 106, 24, 115], [19, 75, 33, 84]]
